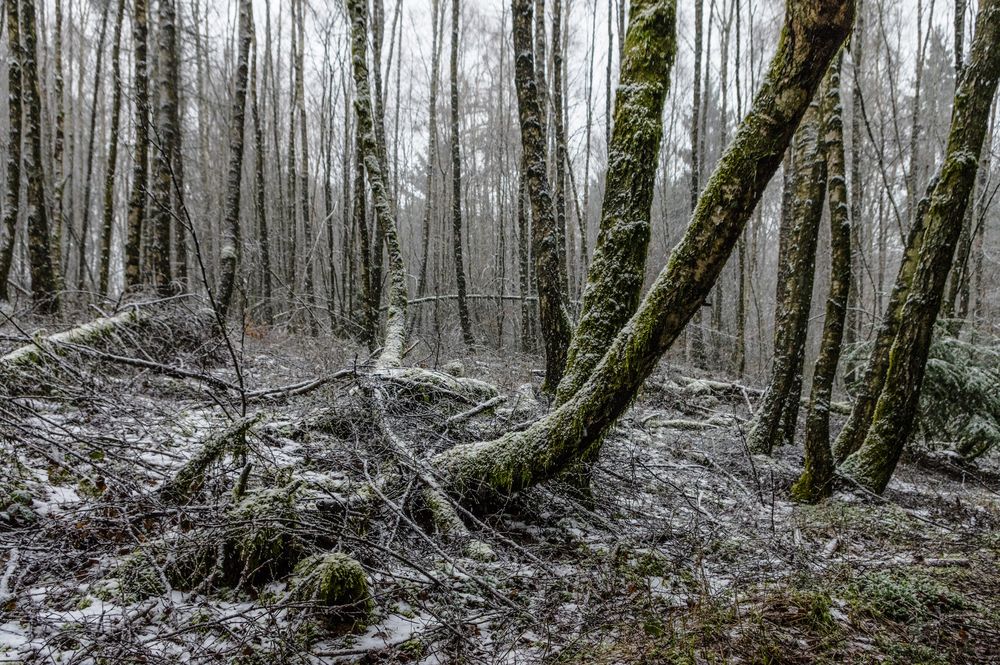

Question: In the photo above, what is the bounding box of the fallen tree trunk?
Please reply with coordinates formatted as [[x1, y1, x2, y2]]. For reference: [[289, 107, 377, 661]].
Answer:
[[434, 0, 855, 507]]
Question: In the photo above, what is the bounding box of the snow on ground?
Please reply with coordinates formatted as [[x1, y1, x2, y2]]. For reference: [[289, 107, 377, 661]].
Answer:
[[2, 330, 1000, 663]]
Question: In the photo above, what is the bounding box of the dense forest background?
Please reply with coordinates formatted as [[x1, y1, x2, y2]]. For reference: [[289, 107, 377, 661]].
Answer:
[[2, 0, 1000, 662]]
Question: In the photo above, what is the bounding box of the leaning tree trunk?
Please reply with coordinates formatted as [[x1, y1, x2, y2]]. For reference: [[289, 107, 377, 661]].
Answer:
[[124, 0, 150, 290], [450, 0, 474, 348], [0, 0, 23, 304], [831, 177, 936, 464], [347, 0, 408, 369], [839, 0, 1000, 494], [511, 0, 573, 394], [555, 0, 676, 404], [793, 51, 852, 503], [746, 96, 827, 455], [21, 0, 59, 313], [435, 0, 854, 507], [216, 0, 253, 321]]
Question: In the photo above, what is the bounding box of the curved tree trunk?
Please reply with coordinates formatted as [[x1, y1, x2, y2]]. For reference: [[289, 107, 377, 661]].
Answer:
[[840, 0, 1000, 494], [555, 0, 677, 404], [216, 0, 253, 321], [794, 51, 852, 503], [511, 0, 573, 393], [746, 97, 827, 455], [347, 0, 408, 369], [436, 0, 854, 507]]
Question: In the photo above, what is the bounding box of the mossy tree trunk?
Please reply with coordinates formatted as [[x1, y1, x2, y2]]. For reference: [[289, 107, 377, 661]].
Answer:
[[347, 0, 408, 369], [839, 0, 1000, 494], [0, 0, 22, 304], [450, 0, 474, 348], [746, 97, 827, 455], [831, 178, 935, 463], [511, 0, 573, 393], [21, 0, 58, 313], [435, 0, 854, 506], [216, 0, 252, 321], [555, 0, 677, 404], [249, 41, 272, 324], [794, 52, 851, 503], [124, 0, 150, 291]]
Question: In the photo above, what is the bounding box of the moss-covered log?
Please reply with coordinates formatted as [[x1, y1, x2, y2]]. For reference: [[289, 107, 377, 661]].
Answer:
[[839, 0, 1000, 494], [434, 0, 854, 506], [0, 308, 148, 373], [556, 0, 677, 403], [511, 0, 573, 393], [794, 53, 851, 503], [347, 0, 408, 369], [746, 94, 827, 455]]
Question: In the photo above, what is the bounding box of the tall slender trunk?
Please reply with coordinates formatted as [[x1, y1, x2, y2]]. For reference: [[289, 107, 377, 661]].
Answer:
[[416, 0, 442, 307], [511, 0, 573, 393], [21, 0, 58, 313], [450, 0, 474, 347], [347, 0, 408, 369], [840, 0, 1000, 493], [100, 0, 127, 297], [51, 0, 65, 294], [151, 0, 179, 294], [124, 0, 150, 290], [294, 0, 318, 335], [746, 98, 827, 455], [551, 0, 569, 298], [687, 0, 705, 366], [216, 0, 253, 321], [844, 0, 864, 369], [250, 36, 272, 324], [795, 52, 851, 502], [0, 0, 23, 303]]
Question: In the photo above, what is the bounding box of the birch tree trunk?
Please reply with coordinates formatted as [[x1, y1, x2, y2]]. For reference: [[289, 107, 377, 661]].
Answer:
[[436, 0, 854, 506], [511, 0, 573, 393], [216, 0, 252, 321], [450, 0, 474, 348], [100, 0, 127, 297], [840, 0, 1000, 494]]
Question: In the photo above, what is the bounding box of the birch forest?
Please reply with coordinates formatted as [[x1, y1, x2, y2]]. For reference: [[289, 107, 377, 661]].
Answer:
[[3, 0, 1000, 661]]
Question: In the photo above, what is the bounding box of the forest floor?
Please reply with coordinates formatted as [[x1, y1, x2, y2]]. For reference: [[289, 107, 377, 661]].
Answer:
[[2, 318, 999, 664]]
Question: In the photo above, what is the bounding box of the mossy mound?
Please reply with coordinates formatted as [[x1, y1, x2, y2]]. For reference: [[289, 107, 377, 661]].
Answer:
[[289, 552, 373, 625]]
